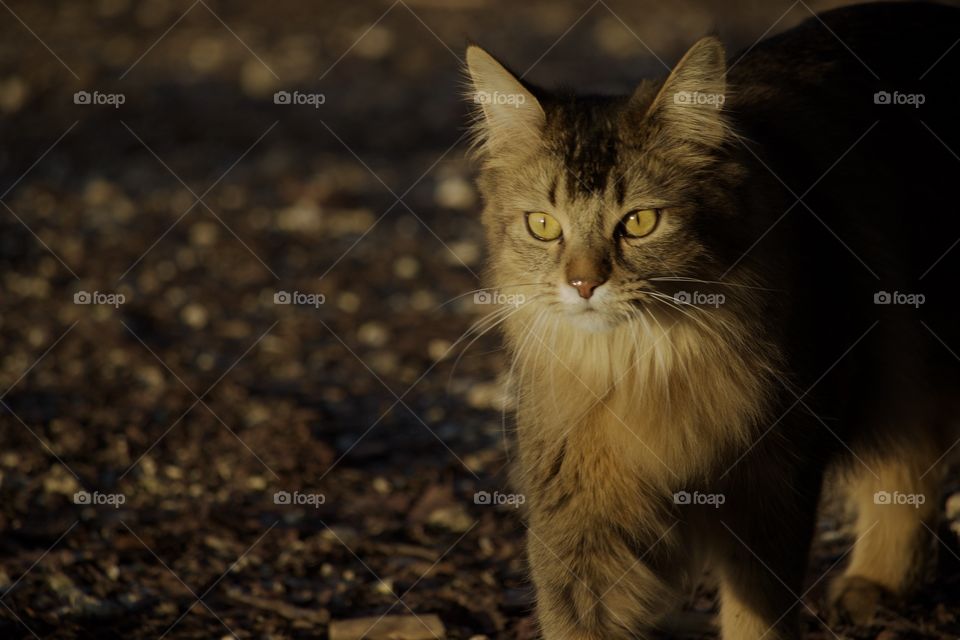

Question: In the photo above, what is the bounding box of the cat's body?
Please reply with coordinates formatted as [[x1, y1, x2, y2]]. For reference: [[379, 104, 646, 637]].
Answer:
[[465, 2, 960, 639]]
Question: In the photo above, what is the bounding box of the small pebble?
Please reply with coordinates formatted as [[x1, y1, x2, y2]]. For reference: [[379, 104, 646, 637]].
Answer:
[[181, 303, 208, 328], [372, 477, 391, 495], [189, 222, 219, 247], [357, 322, 389, 347], [434, 175, 476, 210], [945, 492, 960, 520], [445, 240, 481, 267], [466, 381, 504, 410], [0, 77, 29, 113], [353, 25, 393, 59], [393, 256, 420, 279], [428, 339, 452, 361], [427, 504, 474, 533], [337, 292, 361, 313], [241, 59, 279, 97]]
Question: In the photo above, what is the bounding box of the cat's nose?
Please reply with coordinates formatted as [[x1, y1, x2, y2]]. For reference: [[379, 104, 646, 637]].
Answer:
[[568, 277, 606, 299]]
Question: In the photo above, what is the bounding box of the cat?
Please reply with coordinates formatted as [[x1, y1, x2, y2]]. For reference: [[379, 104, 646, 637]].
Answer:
[[464, 2, 960, 638]]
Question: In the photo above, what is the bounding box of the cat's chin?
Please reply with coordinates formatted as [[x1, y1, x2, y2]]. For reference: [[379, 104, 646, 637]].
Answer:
[[562, 309, 620, 333]]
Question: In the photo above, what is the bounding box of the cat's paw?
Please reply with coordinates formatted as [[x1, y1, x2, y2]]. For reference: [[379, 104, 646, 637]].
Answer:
[[826, 574, 890, 626]]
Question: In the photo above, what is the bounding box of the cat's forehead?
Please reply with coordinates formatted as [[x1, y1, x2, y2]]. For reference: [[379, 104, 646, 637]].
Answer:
[[540, 93, 654, 203]]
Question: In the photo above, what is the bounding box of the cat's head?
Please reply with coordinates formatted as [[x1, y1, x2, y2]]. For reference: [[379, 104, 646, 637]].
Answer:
[[465, 38, 745, 333]]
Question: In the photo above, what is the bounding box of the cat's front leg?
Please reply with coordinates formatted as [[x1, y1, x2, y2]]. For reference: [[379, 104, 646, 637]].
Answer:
[[527, 514, 678, 639], [710, 473, 819, 640]]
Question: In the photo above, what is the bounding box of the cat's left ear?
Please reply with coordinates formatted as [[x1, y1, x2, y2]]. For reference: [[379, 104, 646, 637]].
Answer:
[[464, 45, 545, 161], [638, 36, 729, 149]]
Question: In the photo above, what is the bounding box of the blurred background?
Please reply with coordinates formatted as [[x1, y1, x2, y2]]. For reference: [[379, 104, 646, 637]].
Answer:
[[2, 0, 959, 638]]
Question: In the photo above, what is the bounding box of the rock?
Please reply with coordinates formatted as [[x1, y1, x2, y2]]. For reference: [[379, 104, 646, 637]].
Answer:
[[240, 59, 279, 97], [393, 255, 420, 279], [444, 240, 481, 267], [945, 491, 960, 520], [181, 303, 208, 328], [189, 221, 219, 247], [246, 476, 267, 490], [278, 199, 323, 232], [434, 175, 476, 210], [329, 614, 444, 640], [224, 588, 331, 625], [0, 76, 28, 113], [428, 339, 452, 362], [427, 504, 474, 533], [352, 25, 393, 60], [42, 465, 79, 496], [358, 322, 389, 348], [409, 290, 437, 311], [188, 36, 227, 73], [325, 208, 375, 236], [337, 292, 361, 313], [466, 381, 505, 411], [371, 477, 391, 495]]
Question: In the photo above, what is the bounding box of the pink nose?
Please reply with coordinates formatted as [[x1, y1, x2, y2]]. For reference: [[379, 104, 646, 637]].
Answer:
[[569, 277, 605, 299]]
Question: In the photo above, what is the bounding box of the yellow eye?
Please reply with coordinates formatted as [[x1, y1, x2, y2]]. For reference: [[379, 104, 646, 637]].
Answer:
[[526, 212, 562, 241], [621, 209, 660, 238]]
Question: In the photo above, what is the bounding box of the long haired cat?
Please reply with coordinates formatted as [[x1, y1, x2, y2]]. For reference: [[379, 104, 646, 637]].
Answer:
[[464, 2, 960, 638]]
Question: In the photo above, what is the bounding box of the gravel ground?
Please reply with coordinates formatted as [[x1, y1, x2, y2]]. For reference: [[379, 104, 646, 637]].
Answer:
[[1, 0, 959, 638]]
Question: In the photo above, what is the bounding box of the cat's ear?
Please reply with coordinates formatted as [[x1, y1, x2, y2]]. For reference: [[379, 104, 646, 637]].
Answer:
[[464, 45, 545, 159], [638, 36, 729, 149]]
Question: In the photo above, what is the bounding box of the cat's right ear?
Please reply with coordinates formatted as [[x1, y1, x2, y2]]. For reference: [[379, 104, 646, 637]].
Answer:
[[636, 36, 730, 151], [464, 46, 545, 160]]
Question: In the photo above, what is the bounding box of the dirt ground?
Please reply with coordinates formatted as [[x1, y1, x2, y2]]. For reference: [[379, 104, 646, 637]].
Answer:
[[1, 0, 959, 638]]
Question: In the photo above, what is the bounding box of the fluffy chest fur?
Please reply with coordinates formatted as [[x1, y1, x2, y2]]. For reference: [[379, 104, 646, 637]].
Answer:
[[505, 309, 772, 495]]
